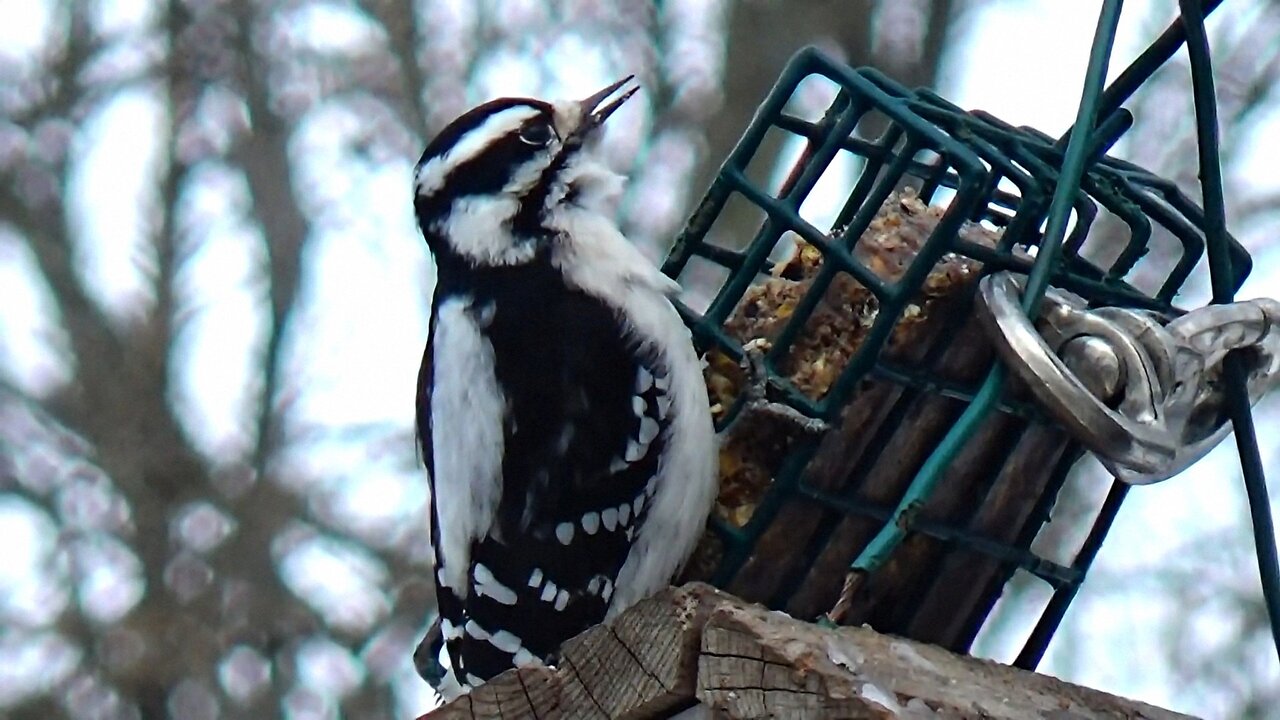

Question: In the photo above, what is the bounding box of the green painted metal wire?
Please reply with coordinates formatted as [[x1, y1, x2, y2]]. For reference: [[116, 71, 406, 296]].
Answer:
[[661, 0, 1275, 671], [847, 0, 1125, 587], [1178, 0, 1280, 662]]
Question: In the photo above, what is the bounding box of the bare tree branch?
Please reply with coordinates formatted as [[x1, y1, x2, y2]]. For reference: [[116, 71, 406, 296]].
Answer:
[[359, 0, 432, 136], [228, 1, 311, 474]]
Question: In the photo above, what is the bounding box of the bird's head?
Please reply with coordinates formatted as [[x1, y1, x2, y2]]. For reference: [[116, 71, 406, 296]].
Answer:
[[414, 77, 638, 267]]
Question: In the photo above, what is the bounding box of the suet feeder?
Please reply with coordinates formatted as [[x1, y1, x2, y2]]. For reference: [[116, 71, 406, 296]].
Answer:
[[664, 0, 1280, 670]]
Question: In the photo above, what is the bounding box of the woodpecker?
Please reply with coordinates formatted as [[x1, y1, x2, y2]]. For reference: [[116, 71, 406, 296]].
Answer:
[[413, 77, 717, 699]]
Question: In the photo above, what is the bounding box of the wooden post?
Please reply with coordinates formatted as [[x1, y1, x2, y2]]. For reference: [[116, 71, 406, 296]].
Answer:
[[421, 583, 1196, 720]]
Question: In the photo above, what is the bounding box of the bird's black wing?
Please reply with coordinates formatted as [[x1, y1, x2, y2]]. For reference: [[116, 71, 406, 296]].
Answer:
[[431, 261, 675, 685]]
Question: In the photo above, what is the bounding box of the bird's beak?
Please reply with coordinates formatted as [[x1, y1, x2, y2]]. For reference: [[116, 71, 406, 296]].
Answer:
[[572, 76, 638, 139]]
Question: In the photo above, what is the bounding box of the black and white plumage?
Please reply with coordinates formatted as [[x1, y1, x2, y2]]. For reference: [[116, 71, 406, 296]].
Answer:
[[413, 78, 717, 699]]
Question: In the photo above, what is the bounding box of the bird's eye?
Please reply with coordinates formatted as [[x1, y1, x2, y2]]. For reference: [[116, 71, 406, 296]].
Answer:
[[519, 122, 556, 146]]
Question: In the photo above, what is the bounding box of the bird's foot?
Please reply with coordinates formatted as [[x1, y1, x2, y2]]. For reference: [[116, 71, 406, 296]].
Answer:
[[727, 338, 830, 436]]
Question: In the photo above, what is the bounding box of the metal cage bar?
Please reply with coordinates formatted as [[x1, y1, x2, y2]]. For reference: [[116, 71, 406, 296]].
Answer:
[[663, 0, 1277, 670]]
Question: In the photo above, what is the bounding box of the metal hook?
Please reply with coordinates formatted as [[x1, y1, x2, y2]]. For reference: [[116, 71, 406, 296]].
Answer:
[[976, 271, 1280, 484]]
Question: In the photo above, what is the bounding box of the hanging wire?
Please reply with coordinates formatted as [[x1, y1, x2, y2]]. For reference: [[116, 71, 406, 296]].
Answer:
[[846, 0, 1126, 599], [1177, 0, 1280, 662]]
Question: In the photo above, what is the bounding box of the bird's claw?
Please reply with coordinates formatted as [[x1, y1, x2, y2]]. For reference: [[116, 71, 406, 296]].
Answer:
[[728, 338, 830, 436]]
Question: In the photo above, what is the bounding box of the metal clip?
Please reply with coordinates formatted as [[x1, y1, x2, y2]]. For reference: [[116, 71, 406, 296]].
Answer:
[[975, 271, 1280, 484]]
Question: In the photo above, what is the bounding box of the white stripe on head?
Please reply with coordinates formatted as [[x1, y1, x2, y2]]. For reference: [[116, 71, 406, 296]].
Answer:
[[416, 105, 543, 197], [502, 150, 558, 197], [435, 194, 536, 266]]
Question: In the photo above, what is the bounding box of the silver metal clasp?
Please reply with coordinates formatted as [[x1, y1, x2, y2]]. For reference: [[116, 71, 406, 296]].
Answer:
[[976, 271, 1280, 484]]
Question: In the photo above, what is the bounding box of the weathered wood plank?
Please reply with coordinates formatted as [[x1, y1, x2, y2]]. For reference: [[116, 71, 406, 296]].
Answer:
[[698, 599, 1195, 720], [422, 583, 724, 719], [422, 584, 1197, 720]]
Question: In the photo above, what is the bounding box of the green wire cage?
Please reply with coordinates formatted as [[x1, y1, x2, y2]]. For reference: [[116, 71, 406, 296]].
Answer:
[[664, 0, 1280, 671]]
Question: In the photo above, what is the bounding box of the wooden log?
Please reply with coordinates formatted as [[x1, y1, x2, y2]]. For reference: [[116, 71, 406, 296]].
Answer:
[[421, 583, 1196, 720]]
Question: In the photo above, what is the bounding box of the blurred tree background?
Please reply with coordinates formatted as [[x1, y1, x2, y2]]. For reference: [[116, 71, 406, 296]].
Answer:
[[0, 1, 1278, 718]]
